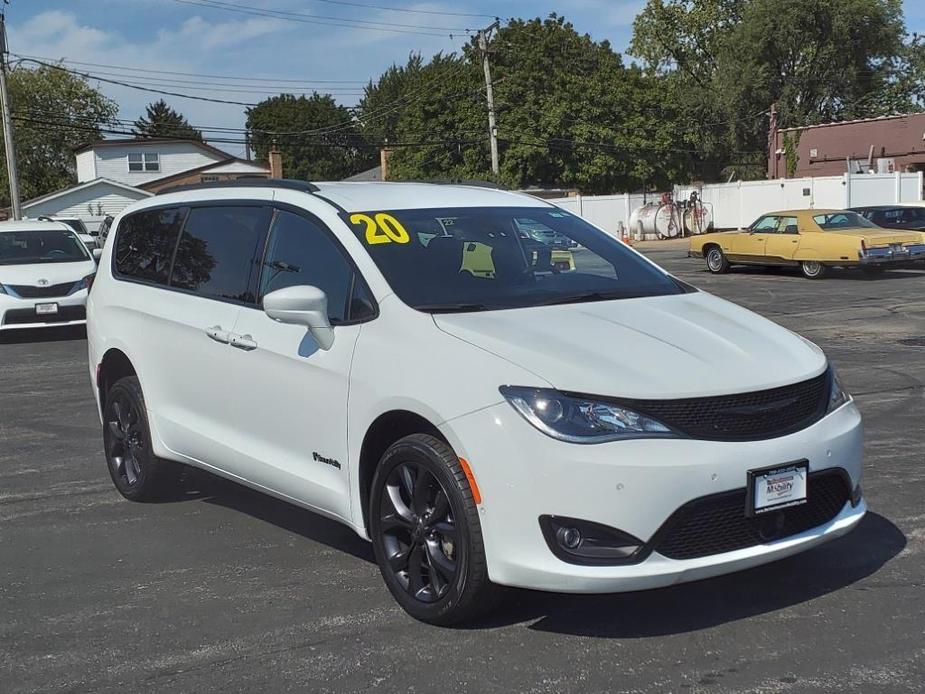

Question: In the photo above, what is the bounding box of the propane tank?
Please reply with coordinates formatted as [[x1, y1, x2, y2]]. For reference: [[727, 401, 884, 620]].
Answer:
[[683, 202, 714, 235], [632, 202, 683, 239], [683, 191, 713, 235]]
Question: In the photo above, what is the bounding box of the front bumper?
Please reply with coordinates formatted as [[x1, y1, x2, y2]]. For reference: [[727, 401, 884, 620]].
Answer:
[[441, 400, 864, 593], [859, 243, 925, 265], [0, 290, 88, 331]]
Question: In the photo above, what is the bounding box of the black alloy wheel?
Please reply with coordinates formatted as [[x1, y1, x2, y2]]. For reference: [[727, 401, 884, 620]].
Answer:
[[370, 434, 500, 625], [107, 390, 144, 489], [380, 461, 458, 603], [102, 376, 178, 501]]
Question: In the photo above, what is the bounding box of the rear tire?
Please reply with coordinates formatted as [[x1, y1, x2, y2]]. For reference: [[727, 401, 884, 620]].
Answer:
[[102, 376, 179, 501], [369, 433, 501, 625], [705, 246, 730, 274], [800, 260, 827, 279]]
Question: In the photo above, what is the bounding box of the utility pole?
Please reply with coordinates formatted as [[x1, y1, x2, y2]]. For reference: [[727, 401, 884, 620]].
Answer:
[[478, 21, 500, 178], [767, 102, 778, 180], [0, 10, 21, 220]]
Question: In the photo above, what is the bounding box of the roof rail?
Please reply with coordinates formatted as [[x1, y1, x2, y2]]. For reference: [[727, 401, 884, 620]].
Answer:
[[399, 178, 507, 191], [156, 178, 320, 196]]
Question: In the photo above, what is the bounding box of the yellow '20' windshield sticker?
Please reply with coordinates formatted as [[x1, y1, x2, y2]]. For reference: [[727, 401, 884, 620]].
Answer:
[[350, 213, 410, 245]]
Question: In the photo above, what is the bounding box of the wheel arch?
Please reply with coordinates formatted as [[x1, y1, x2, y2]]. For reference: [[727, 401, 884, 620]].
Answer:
[[357, 409, 447, 533], [97, 348, 137, 412]]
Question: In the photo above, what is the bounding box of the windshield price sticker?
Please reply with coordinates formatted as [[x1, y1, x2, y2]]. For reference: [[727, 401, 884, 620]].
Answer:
[[350, 213, 411, 245]]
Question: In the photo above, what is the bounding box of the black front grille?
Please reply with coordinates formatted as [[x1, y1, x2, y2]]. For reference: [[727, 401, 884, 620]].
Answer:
[[652, 469, 851, 560], [7, 282, 76, 298], [615, 372, 829, 441], [2, 305, 86, 325]]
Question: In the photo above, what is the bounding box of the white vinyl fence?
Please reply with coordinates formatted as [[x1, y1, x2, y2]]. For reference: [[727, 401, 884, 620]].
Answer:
[[550, 171, 925, 234]]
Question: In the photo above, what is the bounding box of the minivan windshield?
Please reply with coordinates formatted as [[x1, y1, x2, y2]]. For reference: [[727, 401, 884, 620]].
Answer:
[[341, 206, 687, 312], [0, 229, 90, 265]]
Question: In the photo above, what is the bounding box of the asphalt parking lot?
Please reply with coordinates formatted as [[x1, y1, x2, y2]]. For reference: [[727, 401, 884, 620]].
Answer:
[[2, 249, 924, 694]]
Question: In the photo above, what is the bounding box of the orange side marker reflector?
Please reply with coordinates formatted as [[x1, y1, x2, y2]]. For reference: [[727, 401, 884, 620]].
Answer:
[[458, 457, 482, 505]]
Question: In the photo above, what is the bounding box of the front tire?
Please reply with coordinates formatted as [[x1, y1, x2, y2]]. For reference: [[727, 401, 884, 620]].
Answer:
[[369, 434, 499, 625], [102, 376, 179, 501], [705, 246, 730, 274], [800, 260, 827, 279]]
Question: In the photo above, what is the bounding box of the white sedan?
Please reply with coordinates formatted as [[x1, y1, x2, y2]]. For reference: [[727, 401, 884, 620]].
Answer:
[[0, 220, 98, 331]]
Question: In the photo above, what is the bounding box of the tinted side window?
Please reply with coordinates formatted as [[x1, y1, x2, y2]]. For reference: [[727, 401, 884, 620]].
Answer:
[[114, 207, 186, 284], [259, 211, 356, 322], [170, 206, 269, 304]]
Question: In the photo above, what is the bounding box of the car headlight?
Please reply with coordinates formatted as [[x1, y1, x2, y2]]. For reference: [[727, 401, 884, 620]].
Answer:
[[0, 283, 6, 295], [499, 386, 678, 443], [827, 366, 851, 413]]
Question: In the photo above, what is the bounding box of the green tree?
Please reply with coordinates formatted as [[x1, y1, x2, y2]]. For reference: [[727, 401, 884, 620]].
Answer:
[[630, 0, 911, 180], [133, 100, 203, 140], [368, 53, 486, 184], [1, 64, 118, 208], [373, 16, 692, 193], [485, 15, 692, 192], [356, 53, 426, 144], [246, 93, 375, 180]]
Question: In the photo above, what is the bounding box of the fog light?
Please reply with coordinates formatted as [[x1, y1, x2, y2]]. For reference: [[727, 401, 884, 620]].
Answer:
[[558, 527, 582, 549], [540, 515, 644, 566]]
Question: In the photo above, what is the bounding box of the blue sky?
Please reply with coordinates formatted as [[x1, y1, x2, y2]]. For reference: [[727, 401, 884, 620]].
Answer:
[[8, 0, 925, 156]]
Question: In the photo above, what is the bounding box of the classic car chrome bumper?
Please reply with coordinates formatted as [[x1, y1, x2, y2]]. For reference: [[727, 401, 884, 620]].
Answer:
[[860, 243, 925, 264]]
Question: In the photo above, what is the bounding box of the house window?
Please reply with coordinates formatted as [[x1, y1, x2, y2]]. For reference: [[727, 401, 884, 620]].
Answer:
[[201, 174, 219, 182], [128, 152, 160, 173]]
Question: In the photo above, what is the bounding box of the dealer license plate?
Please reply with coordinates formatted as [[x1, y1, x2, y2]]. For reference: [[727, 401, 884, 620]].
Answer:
[[747, 461, 808, 516], [35, 302, 58, 315]]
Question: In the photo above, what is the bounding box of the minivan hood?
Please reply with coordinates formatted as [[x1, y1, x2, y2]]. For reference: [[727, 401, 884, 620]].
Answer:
[[434, 291, 826, 399], [0, 260, 95, 286]]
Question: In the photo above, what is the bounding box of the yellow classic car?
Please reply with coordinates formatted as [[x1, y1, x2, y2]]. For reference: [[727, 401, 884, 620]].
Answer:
[[689, 209, 925, 279]]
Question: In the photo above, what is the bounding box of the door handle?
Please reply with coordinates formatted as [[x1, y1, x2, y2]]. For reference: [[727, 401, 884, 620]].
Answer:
[[230, 333, 258, 351], [205, 325, 231, 344]]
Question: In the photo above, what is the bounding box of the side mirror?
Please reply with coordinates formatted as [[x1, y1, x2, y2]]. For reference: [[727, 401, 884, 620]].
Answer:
[[263, 285, 334, 350], [92, 248, 103, 261]]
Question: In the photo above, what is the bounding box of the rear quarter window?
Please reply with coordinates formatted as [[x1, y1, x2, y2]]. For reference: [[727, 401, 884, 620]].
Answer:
[[114, 207, 187, 285]]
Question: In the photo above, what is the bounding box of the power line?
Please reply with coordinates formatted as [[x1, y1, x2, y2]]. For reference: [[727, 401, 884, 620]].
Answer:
[[15, 57, 258, 106], [285, 0, 494, 19], [38, 68, 367, 95], [13, 54, 369, 85], [168, 0, 472, 37], [10, 113, 488, 150]]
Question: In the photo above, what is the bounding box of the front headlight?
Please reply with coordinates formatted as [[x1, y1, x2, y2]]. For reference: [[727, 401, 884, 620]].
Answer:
[[500, 386, 678, 443], [0, 283, 6, 295], [827, 366, 851, 413]]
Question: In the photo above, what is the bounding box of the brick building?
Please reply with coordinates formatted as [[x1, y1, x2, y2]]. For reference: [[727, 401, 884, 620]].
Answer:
[[768, 112, 925, 179]]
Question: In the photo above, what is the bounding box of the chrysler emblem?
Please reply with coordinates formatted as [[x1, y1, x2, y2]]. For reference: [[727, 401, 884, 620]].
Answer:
[[37, 279, 49, 286]]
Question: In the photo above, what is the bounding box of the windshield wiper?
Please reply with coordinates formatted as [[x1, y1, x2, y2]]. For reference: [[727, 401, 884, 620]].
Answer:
[[535, 291, 623, 306], [415, 303, 490, 313]]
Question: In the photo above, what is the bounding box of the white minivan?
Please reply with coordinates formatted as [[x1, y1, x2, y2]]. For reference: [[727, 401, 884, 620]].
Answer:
[[1, 220, 97, 331], [87, 180, 866, 624]]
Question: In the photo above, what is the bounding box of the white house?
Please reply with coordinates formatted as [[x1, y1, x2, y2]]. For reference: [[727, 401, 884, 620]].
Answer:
[[74, 138, 270, 192], [12, 138, 270, 228]]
